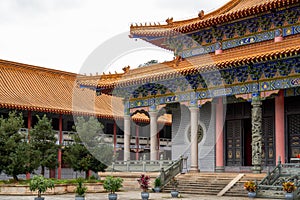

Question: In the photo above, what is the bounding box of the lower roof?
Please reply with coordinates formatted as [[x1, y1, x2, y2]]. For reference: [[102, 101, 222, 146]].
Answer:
[[0, 59, 171, 124]]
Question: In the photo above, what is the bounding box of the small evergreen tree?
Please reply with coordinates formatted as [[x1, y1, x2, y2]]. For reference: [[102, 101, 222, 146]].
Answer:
[[30, 115, 58, 176], [65, 116, 114, 178], [0, 111, 38, 181]]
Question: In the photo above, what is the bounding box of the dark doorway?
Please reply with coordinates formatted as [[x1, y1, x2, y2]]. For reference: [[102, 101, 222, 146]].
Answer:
[[244, 118, 252, 166]]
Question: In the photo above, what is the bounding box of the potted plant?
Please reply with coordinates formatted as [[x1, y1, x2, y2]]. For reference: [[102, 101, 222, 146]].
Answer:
[[29, 175, 54, 200], [244, 181, 257, 198], [103, 176, 123, 200], [283, 181, 296, 200], [75, 177, 87, 200], [170, 177, 179, 198], [137, 174, 150, 200], [153, 177, 162, 193]]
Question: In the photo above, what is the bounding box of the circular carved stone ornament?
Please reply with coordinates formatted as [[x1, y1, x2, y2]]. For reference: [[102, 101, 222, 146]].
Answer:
[[187, 124, 204, 143]]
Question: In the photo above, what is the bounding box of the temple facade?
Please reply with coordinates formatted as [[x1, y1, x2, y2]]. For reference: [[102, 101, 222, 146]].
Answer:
[[84, 0, 300, 173], [1, 0, 300, 177]]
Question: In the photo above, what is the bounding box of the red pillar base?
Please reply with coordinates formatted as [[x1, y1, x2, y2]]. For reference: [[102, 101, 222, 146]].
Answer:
[[215, 166, 225, 172]]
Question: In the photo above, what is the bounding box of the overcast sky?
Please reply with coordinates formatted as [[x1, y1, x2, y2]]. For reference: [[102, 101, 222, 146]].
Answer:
[[0, 0, 229, 74]]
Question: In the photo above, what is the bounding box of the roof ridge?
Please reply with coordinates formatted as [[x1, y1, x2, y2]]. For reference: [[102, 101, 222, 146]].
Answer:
[[0, 59, 77, 78]]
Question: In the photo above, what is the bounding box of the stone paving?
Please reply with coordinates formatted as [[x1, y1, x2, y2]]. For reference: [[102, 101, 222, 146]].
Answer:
[[0, 191, 268, 200]]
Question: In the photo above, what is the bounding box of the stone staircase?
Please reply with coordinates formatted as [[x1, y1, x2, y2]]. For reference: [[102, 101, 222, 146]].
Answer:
[[224, 173, 265, 197], [162, 172, 265, 197]]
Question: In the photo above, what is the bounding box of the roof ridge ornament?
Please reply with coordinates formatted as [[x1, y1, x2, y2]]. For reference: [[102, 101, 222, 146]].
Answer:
[[198, 10, 205, 19], [166, 17, 173, 25], [122, 66, 130, 73], [174, 56, 183, 66]]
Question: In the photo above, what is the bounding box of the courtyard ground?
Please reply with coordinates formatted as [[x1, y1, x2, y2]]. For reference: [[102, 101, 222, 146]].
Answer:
[[0, 191, 268, 200]]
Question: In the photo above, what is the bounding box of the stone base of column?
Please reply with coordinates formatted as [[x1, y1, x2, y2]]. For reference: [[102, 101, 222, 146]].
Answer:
[[252, 166, 262, 174], [215, 166, 225, 172], [189, 166, 200, 173]]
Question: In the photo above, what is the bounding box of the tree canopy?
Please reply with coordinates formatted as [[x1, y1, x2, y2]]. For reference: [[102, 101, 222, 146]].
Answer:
[[64, 116, 114, 178], [30, 115, 58, 176], [0, 111, 38, 181]]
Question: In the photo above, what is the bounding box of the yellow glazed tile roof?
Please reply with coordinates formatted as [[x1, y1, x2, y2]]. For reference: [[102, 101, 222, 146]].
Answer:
[[85, 35, 300, 88], [0, 59, 171, 124], [130, 0, 299, 36]]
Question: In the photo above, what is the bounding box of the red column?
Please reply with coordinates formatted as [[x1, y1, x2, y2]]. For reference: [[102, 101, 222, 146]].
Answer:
[[275, 90, 285, 164], [135, 125, 139, 160], [157, 130, 160, 159], [49, 169, 56, 178], [216, 97, 224, 172], [58, 114, 63, 179], [113, 121, 117, 155], [26, 110, 32, 180]]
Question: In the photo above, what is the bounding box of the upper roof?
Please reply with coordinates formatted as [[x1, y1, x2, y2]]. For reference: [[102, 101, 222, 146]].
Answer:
[[130, 0, 299, 37], [83, 34, 300, 89], [0, 59, 170, 124]]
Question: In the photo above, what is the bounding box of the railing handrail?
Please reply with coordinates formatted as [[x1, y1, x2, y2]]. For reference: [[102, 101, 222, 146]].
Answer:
[[158, 156, 187, 188], [20, 128, 171, 142], [259, 163, 281, 185]]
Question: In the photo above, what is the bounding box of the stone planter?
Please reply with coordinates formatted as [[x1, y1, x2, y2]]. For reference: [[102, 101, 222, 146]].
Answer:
[[285, 192, 294, 200], [75, 195, 85, 200], [141, 191, 149, 200], [108, 193, 118, 200], [34, 198, 45, 200], [171, 190, 179, 198], [153, 187, 161, 193], [248, 191, 256, 198]]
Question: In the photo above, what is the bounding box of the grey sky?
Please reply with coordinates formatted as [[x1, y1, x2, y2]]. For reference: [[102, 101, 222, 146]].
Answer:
[[0, 0, 229, 73]]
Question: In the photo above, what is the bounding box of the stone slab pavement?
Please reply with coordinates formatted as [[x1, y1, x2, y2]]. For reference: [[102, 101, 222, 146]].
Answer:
[[0, 191, 269, 200]]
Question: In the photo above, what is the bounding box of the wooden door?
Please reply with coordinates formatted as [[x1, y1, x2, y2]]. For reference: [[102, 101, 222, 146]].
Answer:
[[226, 120, 243, 166]]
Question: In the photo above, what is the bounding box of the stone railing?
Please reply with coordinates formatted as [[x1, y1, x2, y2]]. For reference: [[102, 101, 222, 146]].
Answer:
[[109, 159, 174, 172], [257, 158, 300, 199], [159, 156, 187, 188], [19, 128, 172, 147]]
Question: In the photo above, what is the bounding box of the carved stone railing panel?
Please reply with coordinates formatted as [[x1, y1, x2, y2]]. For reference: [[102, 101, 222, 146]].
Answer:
[[109, 160, 174, 172], [159, 156, 187, 187], [257, 162, 300, 199]]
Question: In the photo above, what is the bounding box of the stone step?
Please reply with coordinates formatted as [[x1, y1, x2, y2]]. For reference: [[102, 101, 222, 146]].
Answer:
[[163, 172, 266, 197], [224, 173, 265, 197]]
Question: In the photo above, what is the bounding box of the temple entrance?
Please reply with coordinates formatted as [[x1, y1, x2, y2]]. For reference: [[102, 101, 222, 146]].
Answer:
[[225, 118, 252, 166], [244, 118, 252, 166]]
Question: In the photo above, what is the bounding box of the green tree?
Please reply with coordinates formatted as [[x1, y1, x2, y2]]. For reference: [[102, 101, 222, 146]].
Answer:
[[0, 111, 38, 181], [64, 116, 114, 178], [30, 115, 58, 176]]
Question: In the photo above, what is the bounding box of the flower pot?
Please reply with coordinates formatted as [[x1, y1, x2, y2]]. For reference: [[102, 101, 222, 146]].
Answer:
[[171, 190, 179, 198], [34, 198, 45, 200], [108, 193, 118, 200], [248, 191, 256, 198], [153, 187, 161, 193], [75, 195, 85, 200], [141, 192, 149, 200], [285, 192, 294, 200]]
